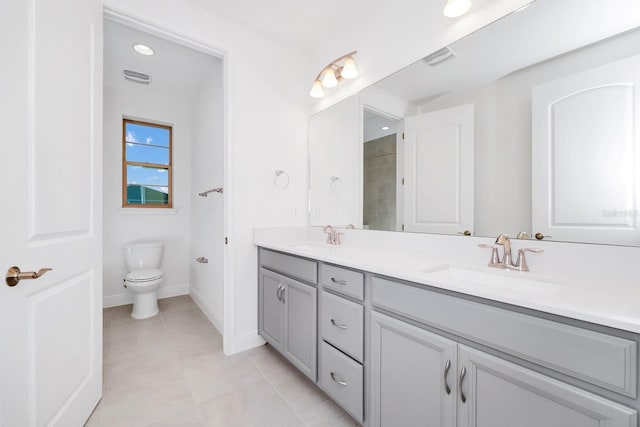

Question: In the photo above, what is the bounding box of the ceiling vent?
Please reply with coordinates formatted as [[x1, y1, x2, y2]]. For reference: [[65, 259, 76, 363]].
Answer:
[[123, 69, 151, 84], [423, 47, 456, 66]]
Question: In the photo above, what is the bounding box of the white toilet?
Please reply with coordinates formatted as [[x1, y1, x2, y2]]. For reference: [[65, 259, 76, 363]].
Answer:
[[123, 241, 165, 319]]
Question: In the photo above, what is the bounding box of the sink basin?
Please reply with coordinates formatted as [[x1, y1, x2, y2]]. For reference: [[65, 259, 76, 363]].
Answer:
[[421, 264, 565, 296]]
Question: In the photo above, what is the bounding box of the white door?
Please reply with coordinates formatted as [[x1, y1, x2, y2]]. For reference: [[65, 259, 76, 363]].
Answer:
[[403, 104, 474, 234], [532, 54, 640, 245], [0, 0, 103, 425]]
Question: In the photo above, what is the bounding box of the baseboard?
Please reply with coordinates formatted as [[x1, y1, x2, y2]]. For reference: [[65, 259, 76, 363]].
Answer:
[[224, 330, 266, 356], [189, 285, 223, 335], [103, 283, 189, 308]]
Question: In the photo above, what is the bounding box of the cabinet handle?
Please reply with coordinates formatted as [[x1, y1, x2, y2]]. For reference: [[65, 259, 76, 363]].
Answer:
[[444, 359, 451, 395], [330, 319, 348, 329], [281, 287, 285, 303], [330, 372, 348, 387], [460, 366, 467, 403], [330, 277, 347, 285], [276, 284, 283, 301]]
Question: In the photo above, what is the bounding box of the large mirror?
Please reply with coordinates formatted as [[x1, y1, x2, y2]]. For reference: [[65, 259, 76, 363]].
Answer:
[[309, 0, 640, 246]]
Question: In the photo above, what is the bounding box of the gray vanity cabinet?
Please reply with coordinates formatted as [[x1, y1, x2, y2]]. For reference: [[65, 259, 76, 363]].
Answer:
[[371, 311, 457, 427], [258, 249, 318, 381], [457, 345, 637, 427], [259, 268, 285, 350]]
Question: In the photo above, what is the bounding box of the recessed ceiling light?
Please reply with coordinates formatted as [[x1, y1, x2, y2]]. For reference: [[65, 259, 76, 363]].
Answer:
[[133, 43, 154, 56], [381, 126, 390, 130]]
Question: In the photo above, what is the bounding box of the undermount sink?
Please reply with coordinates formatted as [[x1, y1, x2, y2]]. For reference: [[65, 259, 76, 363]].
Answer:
[[421, 264, 566, 296]]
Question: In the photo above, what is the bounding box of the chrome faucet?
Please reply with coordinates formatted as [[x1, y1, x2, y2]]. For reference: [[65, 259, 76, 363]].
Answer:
[[478, 234, 543, 272], [323, 225, 343, 245]]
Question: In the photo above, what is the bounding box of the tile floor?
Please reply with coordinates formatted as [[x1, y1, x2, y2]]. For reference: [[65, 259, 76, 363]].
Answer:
[[86, 295, 359, 427]]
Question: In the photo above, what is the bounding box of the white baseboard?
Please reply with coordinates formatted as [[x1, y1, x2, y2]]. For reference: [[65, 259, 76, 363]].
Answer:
[[103, 283, 189, 308], [224, 330, 266, 356], [189, 285, 223, 335]]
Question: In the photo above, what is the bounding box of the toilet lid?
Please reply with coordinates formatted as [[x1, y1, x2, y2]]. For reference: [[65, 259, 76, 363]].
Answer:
[[125, 269, 163, 282]]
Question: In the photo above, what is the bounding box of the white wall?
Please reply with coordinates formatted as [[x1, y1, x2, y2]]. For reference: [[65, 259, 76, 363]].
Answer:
[[104, 0, 309, 354], [190, 61, 225, 333], [103, 84, 192, 307]]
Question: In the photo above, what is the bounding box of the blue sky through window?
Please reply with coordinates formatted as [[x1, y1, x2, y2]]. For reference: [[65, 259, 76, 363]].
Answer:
[[125, 121, 170, 195]]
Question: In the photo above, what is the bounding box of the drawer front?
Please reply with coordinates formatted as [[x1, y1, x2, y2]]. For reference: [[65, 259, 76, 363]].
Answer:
[[320, 291, 364, 362], [372, 276, 637, 397], [319, 341, 364, 423], [260, 248, 317, 284], [320, 264, 364, 300]]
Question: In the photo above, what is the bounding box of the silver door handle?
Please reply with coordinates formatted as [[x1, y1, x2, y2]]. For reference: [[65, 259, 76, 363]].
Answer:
[[330, 372, 348, 386], [444, 359, 451, 395], [276, 284, 283, 301], [280, 286, 285, 303], [6, 266, 52, 287], [330, 277, 347, 285], [460, 366, 467, 403], [330, 319, 348, 329]]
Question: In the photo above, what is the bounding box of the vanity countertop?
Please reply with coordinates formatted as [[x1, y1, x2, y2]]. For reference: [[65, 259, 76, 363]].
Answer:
[[255, 231, 640, 334]]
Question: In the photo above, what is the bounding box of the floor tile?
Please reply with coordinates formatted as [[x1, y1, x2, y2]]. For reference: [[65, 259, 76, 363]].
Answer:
[[87, 295, 361, 427], [197, 379, 299, 427]]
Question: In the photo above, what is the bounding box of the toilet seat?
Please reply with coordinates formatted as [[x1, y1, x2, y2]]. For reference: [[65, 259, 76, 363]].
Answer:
[[125, 269, 164, 283]]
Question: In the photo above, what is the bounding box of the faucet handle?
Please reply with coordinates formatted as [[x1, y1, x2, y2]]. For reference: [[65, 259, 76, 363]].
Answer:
[[478, 244, 500, 266], [515, 248, 544, 272]]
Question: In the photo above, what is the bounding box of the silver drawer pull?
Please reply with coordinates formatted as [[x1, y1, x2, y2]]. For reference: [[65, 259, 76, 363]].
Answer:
[[444, 359, 451, 395], [460, 366, 467, 403], [330, 319, 348, 329], [330, 372, 348, 386], [330, 277, 347, 285]]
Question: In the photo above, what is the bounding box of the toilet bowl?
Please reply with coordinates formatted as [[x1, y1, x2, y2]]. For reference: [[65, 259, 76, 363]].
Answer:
[[123, 241, 165, 319]]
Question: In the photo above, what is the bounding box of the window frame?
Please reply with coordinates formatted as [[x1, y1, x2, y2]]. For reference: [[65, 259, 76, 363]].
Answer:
[[122, 118, 173, 209]]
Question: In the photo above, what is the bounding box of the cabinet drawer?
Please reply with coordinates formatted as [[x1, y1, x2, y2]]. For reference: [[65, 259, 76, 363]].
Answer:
[[260, 248, 317, 284], [320, 264, 364, 300], [372, 276, 637, 397], [320, 291, 364, 362], [319, 341, 364, 423]]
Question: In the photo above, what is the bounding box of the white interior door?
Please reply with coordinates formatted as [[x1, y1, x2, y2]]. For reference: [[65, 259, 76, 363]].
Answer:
[[0, 0, 103, 425], [532, 54, 640, 245], [403, 104, 474, 234]]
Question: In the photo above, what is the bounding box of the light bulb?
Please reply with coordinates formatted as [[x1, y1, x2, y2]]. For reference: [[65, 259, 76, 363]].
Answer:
[[443, 0, 472, 18], [321, 68, 338, 88], [309, 80, 325, 98], [340, 56, 358, 79]]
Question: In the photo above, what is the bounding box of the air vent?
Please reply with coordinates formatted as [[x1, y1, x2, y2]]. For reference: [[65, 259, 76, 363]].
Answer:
[[423, 47, 456, 66], [123, 69, 151, 84]]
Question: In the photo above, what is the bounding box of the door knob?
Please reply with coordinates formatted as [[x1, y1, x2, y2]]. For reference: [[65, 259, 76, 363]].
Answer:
[[5, 266, 52, 287]]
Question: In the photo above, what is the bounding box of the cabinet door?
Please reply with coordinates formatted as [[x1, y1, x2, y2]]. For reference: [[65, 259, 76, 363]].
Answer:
[[259, 268, 284, 351], [371, 311, 457, 427], [458, 345, 637, 427], [283, 277, 318, 381]]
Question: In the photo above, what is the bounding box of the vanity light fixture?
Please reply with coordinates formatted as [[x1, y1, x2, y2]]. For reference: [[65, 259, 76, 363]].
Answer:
[[309, 51, 358, 98], [133, 43, 154, 56], [443, 0, 472, 18], [381, 126, 390, 130]]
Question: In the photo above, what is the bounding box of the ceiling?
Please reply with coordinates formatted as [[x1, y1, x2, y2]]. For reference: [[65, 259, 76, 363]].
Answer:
[[371, 0, 640, 105], [185, 0, 365, 52], [104, 19, 221, 99]]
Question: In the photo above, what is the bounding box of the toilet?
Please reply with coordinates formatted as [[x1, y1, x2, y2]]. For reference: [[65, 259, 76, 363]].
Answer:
[[123, 241, 165, 319]]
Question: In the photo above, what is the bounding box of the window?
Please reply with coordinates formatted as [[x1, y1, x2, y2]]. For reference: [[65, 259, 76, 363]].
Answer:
[[122, 119, 172, 208]]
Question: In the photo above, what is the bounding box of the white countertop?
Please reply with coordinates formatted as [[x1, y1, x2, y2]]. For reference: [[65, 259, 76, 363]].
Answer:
[[255, 227, 640, 334]]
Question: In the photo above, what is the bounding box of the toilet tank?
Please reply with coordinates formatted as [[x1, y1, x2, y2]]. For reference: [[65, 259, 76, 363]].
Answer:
[[124, 241, 164, 271]]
